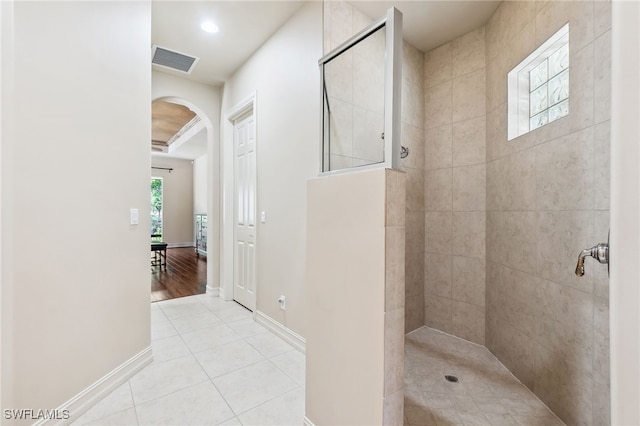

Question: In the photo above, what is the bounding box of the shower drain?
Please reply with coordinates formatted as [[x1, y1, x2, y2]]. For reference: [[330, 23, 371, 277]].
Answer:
[[444, 375, 459, 383]]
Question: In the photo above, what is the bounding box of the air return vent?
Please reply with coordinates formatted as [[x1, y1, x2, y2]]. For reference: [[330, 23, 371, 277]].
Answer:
[[151, 45, 199, 74]]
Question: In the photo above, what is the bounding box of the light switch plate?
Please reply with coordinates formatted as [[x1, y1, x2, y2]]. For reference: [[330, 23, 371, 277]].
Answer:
[[260, 211, 266, 223], [130, 208, 139, 225]]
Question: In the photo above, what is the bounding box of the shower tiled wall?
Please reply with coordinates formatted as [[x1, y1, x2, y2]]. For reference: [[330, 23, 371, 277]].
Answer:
[[323, 1, 426, 333], [401, 44, 425, 333], [423, 27, 487, 345], [485, 2, 611, 425]]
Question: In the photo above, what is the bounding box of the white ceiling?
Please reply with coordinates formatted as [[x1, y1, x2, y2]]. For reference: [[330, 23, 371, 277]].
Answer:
[[349, 1, 501, 53], [152, 0, 501, 159], [152, 1, 305, 86]]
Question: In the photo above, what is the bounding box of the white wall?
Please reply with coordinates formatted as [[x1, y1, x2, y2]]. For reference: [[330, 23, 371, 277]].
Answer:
[[0, 0, 9, 412], [152, 71, 221, 293], [611, 1, 640, 423], [151, 157, 194, 245], [193, 154, 207, 214], [220, 2, 321, 336], [305, 168, 405, 425], [1, 1, 150, 414]]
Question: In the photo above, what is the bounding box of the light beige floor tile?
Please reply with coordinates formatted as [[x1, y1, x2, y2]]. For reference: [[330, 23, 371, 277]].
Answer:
[[405, 403, 437, 426], [215, 305, 253, 323], [181, 324, 242, 353], [216, 417, 242, 426], [484, 413, 519, 426], [159, 300, 210, 320], [194, 339, 265, 379], [150, 320, 178, 341], [71, 383, 134, 425], [212, 360, 298, 415], [405, 328, 564, 426], [237, 387, 304, 426], [226, 318, 269, 339], [512, 413, 565, 426], [85, 408, 137, 426], [269, 350, 305, 386], [151, 335, 191, 362], [170, 311, 223, 334], [245, 333, 293, 359], [135, 381, 234, 426], [129, 355, 208, 405]]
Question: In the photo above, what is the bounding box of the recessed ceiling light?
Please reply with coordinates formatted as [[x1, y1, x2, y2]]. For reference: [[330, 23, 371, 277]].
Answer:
[[201, 21, 219, 34]]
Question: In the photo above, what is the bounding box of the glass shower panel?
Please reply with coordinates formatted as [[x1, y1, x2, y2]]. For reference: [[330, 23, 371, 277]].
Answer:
[[322, 26, 386, 172]]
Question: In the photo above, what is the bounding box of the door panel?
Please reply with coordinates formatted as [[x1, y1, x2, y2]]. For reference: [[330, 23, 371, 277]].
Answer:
[[233, 111, 256, 310]]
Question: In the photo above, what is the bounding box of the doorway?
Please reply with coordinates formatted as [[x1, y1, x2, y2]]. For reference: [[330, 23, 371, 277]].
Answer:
[[150, 97, 213, 302]]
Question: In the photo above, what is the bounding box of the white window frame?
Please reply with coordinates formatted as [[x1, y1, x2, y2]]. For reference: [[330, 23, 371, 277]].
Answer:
[[508, 23, 570, 141]]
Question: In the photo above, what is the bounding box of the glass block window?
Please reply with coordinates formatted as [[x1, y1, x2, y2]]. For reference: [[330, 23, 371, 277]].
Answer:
[[507, 24, 569, 140]]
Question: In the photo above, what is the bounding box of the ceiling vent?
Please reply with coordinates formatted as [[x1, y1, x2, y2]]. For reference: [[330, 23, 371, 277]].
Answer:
[[152, 45, 199, 74]]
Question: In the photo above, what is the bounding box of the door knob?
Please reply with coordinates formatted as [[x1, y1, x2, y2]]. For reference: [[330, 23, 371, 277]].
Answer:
[[575, 242, 609, 277]]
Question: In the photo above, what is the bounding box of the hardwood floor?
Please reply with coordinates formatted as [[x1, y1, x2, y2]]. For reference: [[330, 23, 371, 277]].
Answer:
[[151, 247, 206, 303]]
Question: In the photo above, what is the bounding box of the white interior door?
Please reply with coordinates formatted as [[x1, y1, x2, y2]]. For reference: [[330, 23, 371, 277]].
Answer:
[[233, 110, 256, 311]]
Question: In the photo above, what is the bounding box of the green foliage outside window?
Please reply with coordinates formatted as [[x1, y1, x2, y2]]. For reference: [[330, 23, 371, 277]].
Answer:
[[151, 178, 163, 238]]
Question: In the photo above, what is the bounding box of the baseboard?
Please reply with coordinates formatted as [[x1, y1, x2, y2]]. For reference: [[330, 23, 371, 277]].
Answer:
[[206, 285, 220, 297], [255, 310, 305, 354], [219, 287, 232, 301], [167, 242, 194, 248], [303, 416, 316, 426], [33, 346, 153, 426]]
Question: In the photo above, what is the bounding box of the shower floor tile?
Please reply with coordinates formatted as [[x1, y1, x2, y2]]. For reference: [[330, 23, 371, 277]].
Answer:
[[404, 327, 565, 426]]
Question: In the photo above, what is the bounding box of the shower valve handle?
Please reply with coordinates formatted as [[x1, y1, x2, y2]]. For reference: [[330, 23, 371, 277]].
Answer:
[[575, 242, 609, 277]]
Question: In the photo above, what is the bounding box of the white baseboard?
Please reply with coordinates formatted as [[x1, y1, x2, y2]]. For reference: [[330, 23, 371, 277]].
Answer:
[[206, 286, 220, 297], [303, 416, 316, 426], [219, 287, 232, 301], [255, 310, 305, 354], [33, 347, 152, 426], [167, 242, 194, 248]]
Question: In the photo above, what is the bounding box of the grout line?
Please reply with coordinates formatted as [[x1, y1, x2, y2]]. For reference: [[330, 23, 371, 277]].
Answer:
[[231, 385, 304, 419], [129, 381, 140, 426]]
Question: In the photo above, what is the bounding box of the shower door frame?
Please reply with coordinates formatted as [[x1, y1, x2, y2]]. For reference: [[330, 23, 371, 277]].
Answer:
[[318, 7, 402, 174]]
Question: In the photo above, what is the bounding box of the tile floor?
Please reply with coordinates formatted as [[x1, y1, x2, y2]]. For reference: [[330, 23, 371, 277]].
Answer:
[[72, 295, 305, 426], [404, 327, 565, 426], [73, 297, 564, 426]]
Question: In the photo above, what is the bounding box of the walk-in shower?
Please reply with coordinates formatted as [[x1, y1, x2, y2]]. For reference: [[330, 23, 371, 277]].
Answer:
[[318, 1, 612, 425]]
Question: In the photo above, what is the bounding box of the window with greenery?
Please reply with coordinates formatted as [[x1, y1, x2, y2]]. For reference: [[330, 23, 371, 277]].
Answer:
[[151, 178, 163, 240]]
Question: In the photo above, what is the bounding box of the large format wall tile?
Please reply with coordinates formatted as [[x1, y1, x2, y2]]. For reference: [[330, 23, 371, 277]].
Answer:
[[568, 43, 595, 133], [452, 117, 486, 167], [452, 164, 486, 211], [594, 31, 612, 125], [425, 212, 452, 254], [425, 81, 452, 129], [535, 127, 595, 211], [452, 68, 486, 123], [487, 211, 537, 275], [452, 211, 485, 258], [452, 27, 486, 78], [487, 148, 536, 211], [451, 300, 484, 344], [484, 3, 611, 425], [424, 42, 451, 89], [536, 210, 595, 294], [424, 294, 452, 333], [424, 168, 452, 211], [425, 125, 452, 170], [424, 24, 486, 348], [452, 256, 485, 307]]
